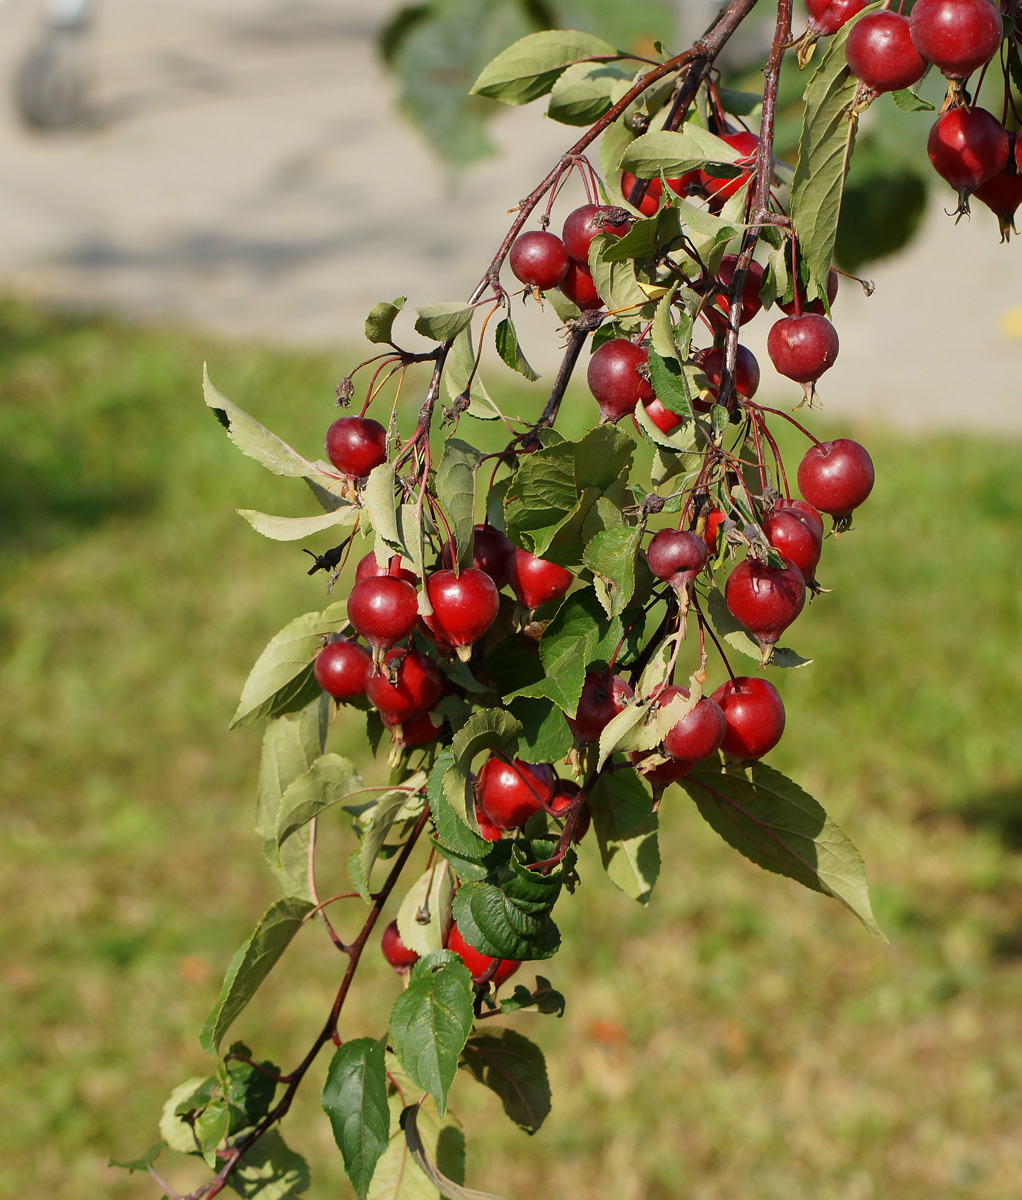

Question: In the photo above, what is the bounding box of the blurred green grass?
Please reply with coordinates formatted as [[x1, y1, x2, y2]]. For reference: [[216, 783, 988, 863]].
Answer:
[[1, 297, 1021, 1200]]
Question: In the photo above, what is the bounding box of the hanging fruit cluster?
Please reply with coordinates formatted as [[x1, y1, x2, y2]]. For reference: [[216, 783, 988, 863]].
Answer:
[[126, 3, 1015, 1197]]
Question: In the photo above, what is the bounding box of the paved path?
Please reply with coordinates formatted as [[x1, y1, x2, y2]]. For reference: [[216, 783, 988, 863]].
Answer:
[[0, 0, 1020, 429]]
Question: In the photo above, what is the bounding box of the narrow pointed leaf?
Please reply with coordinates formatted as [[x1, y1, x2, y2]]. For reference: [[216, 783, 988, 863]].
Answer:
[[470, 30, 617, 105], [237, 505, 358, 542], [494, 316, 539, 382], [204, 366, 317, 478], [200, 898, 314, 1056]]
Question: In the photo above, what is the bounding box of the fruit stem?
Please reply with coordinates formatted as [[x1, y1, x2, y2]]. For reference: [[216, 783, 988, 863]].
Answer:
[[745, 400, 824, 448]]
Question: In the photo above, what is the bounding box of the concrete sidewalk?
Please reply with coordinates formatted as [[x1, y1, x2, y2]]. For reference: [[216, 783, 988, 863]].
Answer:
[[0, 0, 1019, 429]]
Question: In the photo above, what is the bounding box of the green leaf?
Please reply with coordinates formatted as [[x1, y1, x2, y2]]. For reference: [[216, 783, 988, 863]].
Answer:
[[452, 707, 522, 772], [444, 322, 500, 421], [274, 753, 362, 848], [583, 526, 640, 617], [499, 975, 565, 1017], [618, 126, 742, 176], [109, 1144, 165, 1173], [508, 697, 573, 763], [322, 1038, 390, 1200], [364, 461, 408, 566], [200, 897, 314, 1057], [231, 601, 347, 729], [789, 7, 871, 302], [717, 86, 763, 116], [470, 29, 617, 105], [226, 1128, 310, 1199], [461, 1029, 551, 1134], [889, 87, 934, 113], [256, 702, 326, 899], [223, 1045, 279, 1134], [547, 60, 632, 126], [369, 1058, 465, 1199], [647, 348, 700, 418], [414, 303, 476, 342], [396, 864, 456, 958], [588, 233, 652, 312], [428, 750, 492, 860], [503, 440, 578, 548], [494, 315, 539, 382], [203, 366, 318, 479], [434, 439, 481, 567], [389, 952, 475, 1117], [159, 1078, 207, 1153], [400, 1103, 502, 1200], [683, 762, 886, 940], [360, 781, 428, 892], [366, 297, 406, 345], [508, 588, 601, 715], [237, 504, 358, 542], [195, 1095, 230, 1167], [588, 770, 659, 904], [706, 587, 813, 669]]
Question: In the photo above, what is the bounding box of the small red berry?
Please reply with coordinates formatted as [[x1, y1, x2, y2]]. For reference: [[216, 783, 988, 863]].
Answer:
[[646, 529, 708, 592], [470, 524, 513, 590], [509, 230, 571, 291], [708, 256, 765, 329], [506, 548, 573, 611], [974, 133, 1022, 240], [568, 671, 634, 743], [384, 709, 443, 747], [696, 344, 761, 409], [927, 107, 1009, 204], [630, 749, 695, 787], [910, 0, 1002, 81], [845, 12, 928, 93], [637, 395, 685, 435], [347, 575, 419, 652], [559, 260, 604, 311], [325, 416, 388, 479], [423, 568, 500, 661], [659, 685, 727, 764], [313, 639, 371, 700], [447, 922, 520, 988], [365, 648, 443, 722], [725, 556, 807, 650], [476, 756, 555, 830], [587, 339, 655, 423], [710, 676, 786, 760], [381, 920, 419, 973], [797, 438, 875, 519], [355, 552, 417, 587], [767, 313, 839, 385], [806, 0, 866, 37], [761, 503, 824, 583], [561, 204, 630, 264]]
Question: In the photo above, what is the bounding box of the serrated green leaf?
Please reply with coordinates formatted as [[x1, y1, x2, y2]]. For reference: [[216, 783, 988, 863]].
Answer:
[[461, 1029, 551, 1134], [400, 1103, 501, 1200], [364, 461, 408, 567], [452, 881, 561, 961], [445, 323, 501, 421], [369, 1058, 465, 1200], [428, 750, 492, 859], [397, 864, 455, 958], [366, 298, 406, 345], [507, 697, 573, 763], [650, 284, 680, 359], [588, 770, 659, 903], [498, 975, 566, 1017], [274, 753, 362, 848], [195, 1095, 230, 1167], [203, 366, 318, 478], [507, 588, 601, 715], [706, 587, 813, 669], [435, 439, 482, 568], [503, 440, 578, 548], [675, 197, 744, 241], [389, 953, 475, 1116], [322, 1038, 390, 1200], [647, 348, 696, 417], [414, 303, 476, 342], [683, 762, 886, 940], [231, 601, 348, 729], [360, 780, 428, 891], [200, 898, 313, 1057], [256, 702, 326, 899], [226, 1128, 310, 1199], [223, 1046, 279, 1135], [618, 127, 741, 177], [588, 233, 651, 312], [494, 316, 539, 382], [789, 6, 877, 302], [889, 87, 934, 113], [236, 504, 358, 542], [547, 59, 632, 125], [470, 29, 617, 104], [159, 1078, 207, 1153], [583, 526, 640, 617], [717, 86, 763, 116], [109, 1143, 165, 1173]]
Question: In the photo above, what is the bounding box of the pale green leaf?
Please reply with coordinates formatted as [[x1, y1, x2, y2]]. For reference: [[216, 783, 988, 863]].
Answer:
[[470, 30, 617, 105], [366, 298, 406, 345], [494, 316, 539, 382], [588, 770, 659, 903], [237, 504, 358, 542], [414, 303, 475, 342], [274, 753, 362, 848]]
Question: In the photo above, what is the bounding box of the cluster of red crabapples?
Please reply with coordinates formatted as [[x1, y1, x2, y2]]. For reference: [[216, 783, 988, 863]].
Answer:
[[812, 0, 1022, 234]]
